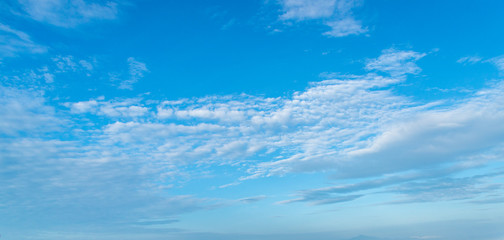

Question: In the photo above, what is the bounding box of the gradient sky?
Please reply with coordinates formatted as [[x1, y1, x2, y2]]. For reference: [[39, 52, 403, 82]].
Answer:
[[1, 0, 504, 240]]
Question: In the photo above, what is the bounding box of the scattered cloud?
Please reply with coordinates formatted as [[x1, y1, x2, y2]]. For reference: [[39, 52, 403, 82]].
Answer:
[[280, 0, 338, 20], [16, 0, 119, 28], [389, 174, 502, 203], [221, 18, 236, 30], [280, 167, 504, 206], [323, 17, 367, 37], [457, 56, 482, 65], [365, 48, 427, 76], [3, 47, 504, 216], [278, 0, 367, 37], [0, 85, 224, 228], [0, 85, 63, 136], [279, 194, 362, 205], [118, 57, 148, 90], [486, 55, 504, 73], [0, 23, 47, 58], [68, 97, 149, 118], [65, 72, 504, 190], [458, 55, 504, 75], [52, 55, 95, 76], [238, 195, 267, 203]]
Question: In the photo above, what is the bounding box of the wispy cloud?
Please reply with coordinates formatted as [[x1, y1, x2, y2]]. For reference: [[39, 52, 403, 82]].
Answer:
[[52, 55, 94, 74], [323, 17, 367, 37], [0, 85, 62, 135], [365, 48, 427, 76], [0, 23, 47, 58], [278, 194, 362, 205], [16, 0, 119, 28], [486, 55, 504, 73], [457, 56, 483, 65], [278, 0, 367, 37], [117, 57, 148, 90], [68, 97, 148, 118], [280, 0, 338, 20], [238, 195, 267, 203]]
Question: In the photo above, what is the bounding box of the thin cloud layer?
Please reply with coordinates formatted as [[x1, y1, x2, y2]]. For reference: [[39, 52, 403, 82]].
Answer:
[[0, 23, 47, 59], [118, 57, 149, 90], [16, 0, 119, 27], [487, 55, 504, 73], [365, 48, 427, 76], [278, 0, 367, 37]]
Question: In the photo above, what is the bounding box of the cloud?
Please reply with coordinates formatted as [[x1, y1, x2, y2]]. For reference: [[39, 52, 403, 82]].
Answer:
[[0, 85, 223, 229], [282, 168, 504, 205], [280, 0, 338, 20], [457, 56, 482, 65], [118, 57, 148, 90], [52, 55, 94, 74], [69, 72, 504, 184], [278, 0, 367, 37], [389, 175, 502, 203], [16, 0, 119, 28], [486, 55, 504, 73], [458, 55, 504, 74], [68, 97, 149, 118], [0, 23, 47, 58], [0, 85, 63, 136], [365, 48, 427, 76], [238, 195, 267, 203], [279, 194, 362, 205], [5, 48, 504, 216], [57, 65, 504, 209], [341, 82, 504, 178], [323, 17, 367, 37]]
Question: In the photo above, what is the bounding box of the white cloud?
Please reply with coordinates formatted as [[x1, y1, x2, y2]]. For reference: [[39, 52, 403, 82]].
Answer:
[[0, 85, 223, 227], [457, 56, 483, 65], [278, 0, 367, 37], [79, 59, 93, 71], [0, 23, 47, 58], [17, 0, 118, 28], [60, 67, 504, 198], [365, 48, 427, 76], [69, 98, 149, 118], [0, 85, 63, 135], [118, 57, 148, 90], [43, 72, 55, 83], [51, 55, 95, 75], [70, 99, 99, 113], [324, 17, 367, 37], [487, 55, 504, 73], [3, 57, 504, 221], [77, 74, 411, 178], [280, 0, 337, 20], [7, 48, 504, 210]]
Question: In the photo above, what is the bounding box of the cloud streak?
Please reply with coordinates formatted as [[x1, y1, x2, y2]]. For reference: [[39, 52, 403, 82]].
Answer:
[[16, 0, 119, 28], [0, 23, 47, 59], [365, 48, 427, 76], [278, 0, 367, 37]]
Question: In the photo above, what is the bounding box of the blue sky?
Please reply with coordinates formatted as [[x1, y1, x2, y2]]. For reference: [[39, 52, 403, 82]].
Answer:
[[1, 0, 504, 239]]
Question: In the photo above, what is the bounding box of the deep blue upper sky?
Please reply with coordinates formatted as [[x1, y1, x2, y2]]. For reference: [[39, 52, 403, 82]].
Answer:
[[1, 1, 504, 240]]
